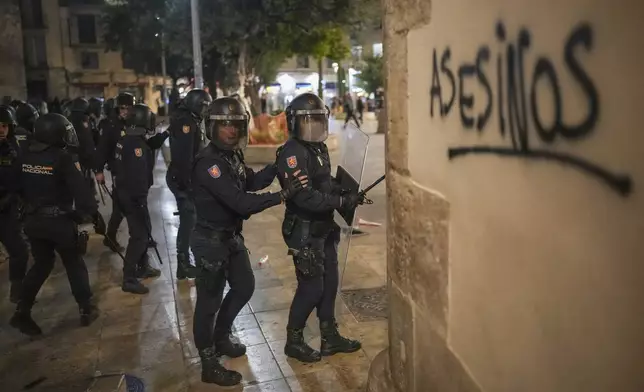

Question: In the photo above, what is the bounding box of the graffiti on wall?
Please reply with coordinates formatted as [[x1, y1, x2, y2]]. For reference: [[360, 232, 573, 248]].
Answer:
[[429, 22, 633, 197]]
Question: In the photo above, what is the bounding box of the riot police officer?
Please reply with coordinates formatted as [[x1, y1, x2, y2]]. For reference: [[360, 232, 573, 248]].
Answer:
[[276, 92, 363, 363], [68, 97, 97, 177], [88, 97, 103, 146], [94, 92, 135, 252], [0, 105, 29, 303], [167, 89, 212, 280], [15, 103, 39, 150], [113, 104, 163, 294], [98, 97, 116, 134], [11, 113, 98, 336], [191, 96, 307, 386]]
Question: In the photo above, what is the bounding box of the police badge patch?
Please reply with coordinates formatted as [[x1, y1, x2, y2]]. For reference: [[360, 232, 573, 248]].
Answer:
[[134, 148, 143, 157], [183, 125, 190, 134], [286, 155, 297, 169], [208, 164, 221, 178]]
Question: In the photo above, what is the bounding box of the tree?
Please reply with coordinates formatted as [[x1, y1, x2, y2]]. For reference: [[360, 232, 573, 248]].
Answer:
[[103, 0, 369, 113], [291, 26, 350, 97], [357, 55, 383, 95]]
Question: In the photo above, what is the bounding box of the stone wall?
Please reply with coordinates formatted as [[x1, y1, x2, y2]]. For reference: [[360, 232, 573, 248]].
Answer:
[[368, 0, 644, 391], [0, 0, 27, 100]]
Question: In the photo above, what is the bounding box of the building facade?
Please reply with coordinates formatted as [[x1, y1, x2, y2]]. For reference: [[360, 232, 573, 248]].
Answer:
[[0, 0, 27, 101], [369, 0, 644, 392], [21, 0, 168, 111]]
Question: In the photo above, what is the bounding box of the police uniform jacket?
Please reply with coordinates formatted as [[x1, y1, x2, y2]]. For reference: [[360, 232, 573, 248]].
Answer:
[[168, 108, 203, 190], [95, 114, 124, 174], [68, 111, 96, 170], [13, 127, 30, 151], [0, 136, 21, 212], [277, 139, 341, 222], [113, 128, 154, 202], [192, 144, 279, 230], [20, 141, 97, 217]]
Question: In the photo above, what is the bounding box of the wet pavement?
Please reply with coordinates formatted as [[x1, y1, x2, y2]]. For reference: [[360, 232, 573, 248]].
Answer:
[[0, 117, 386, 392]]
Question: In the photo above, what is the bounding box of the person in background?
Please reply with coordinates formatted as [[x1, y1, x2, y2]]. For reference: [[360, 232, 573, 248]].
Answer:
[[356, 96, 364, 123]]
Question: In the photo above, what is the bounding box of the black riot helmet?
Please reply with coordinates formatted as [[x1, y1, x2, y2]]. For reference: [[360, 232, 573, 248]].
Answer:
[[88, 97, 102, 117], [62, 100, 73, 117], [183, 89, 212, 118], [0, 105, 17, 126], [16, 102, 40, 132], [70, 97, 90, 114], [125, 104, 155, 134], [10, 100, 25, 110], [103, 97, 115, 116], [0, 105, 16, 139], [285, 93, 329, 142], [116, 92, 135, 107], [206, 96, 249, 151], [33, 113, 79, 148]]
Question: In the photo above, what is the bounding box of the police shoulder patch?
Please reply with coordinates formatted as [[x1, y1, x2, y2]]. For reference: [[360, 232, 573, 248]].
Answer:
[[208, 164, 221, 179], [286, 155, 297, 169], [182, 125, 191, 134], [134, 148, 143, 157], [74, 162, 81, 171]]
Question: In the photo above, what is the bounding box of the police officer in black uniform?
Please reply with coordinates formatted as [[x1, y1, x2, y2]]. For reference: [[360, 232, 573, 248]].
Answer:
[[98, 97, 115, 135], [0, 105, 29, 303], [94, 93, 135, 252], [88, 97, 103, 146], [10, 113, 98, 336], [190, 96, 308, 386], [68, 98, 97, 183], [276, 92, 363, 363], [167, 89, 212, 280], [113, 104, 164, 294]]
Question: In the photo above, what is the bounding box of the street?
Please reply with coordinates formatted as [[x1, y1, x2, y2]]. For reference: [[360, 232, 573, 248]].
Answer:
[[0, 117, 387, 392]]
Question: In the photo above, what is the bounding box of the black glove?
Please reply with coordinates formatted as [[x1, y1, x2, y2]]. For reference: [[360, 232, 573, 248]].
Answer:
[[341, 192, 365, 210], [279, 170, 308, 201]]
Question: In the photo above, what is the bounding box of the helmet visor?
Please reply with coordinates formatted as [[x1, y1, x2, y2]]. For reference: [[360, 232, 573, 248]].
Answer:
[[208, 114, 248, 150], [64, 122, 79, 148], [295, 109, 328, 142]]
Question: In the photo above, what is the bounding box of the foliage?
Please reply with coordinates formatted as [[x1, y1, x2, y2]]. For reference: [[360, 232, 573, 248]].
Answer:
[[102, 0, 379, 106], [357, 55, 383, 94]]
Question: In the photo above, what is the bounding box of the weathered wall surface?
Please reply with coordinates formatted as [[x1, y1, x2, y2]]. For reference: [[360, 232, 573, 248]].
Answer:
[[0, 0, 27, 100], [369, 0, 644, 391]]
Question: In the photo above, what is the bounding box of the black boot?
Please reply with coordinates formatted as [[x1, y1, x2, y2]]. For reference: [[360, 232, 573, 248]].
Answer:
[[136, 260, 161, 279], [79, 302, 99, 327], [215, 331, 246, 358], [284, 328, 321, 363], [9, 280, 22, 304], [319, 319, 361, 356], [103, 236, 124, 253], [122, 279, 149, 294], [10, 306, 42, 336], [199, 347, 242, 386], [176, 254, 197, 280]]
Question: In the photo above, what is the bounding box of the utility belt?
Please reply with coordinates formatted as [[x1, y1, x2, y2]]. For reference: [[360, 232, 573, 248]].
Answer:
[[283, 211, 334, 279], [282, 211, 334, 241], [194, 221, 241, 241], [26, 205, 73, 218]]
